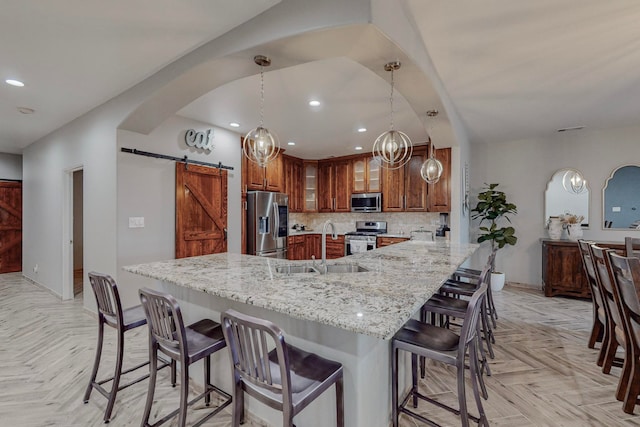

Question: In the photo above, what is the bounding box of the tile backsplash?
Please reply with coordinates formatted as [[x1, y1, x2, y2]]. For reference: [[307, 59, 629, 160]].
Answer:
[[289, 212, 444, 235]]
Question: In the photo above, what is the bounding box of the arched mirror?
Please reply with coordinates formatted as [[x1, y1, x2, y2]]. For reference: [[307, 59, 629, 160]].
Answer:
[[545, 168, 589, 227], [603, 165, 640, 230]]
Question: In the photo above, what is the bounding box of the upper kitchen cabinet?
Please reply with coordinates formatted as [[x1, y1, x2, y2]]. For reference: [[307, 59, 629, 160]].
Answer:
[[283, 154, 304, 212], [303, 161, 318, 212], [352, 155, 381, 193], [241, 137, 283, 193], [318, 159, 351, 212], [427, 147, 451, 212], [382, 146, 428, 212]]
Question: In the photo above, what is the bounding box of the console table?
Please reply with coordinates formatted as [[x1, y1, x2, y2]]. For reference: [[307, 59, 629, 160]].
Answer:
[[541, 239, 625, 298]]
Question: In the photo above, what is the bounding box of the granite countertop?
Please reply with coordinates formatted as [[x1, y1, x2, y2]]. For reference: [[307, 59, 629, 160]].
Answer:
[[124, 241, 478, 340]]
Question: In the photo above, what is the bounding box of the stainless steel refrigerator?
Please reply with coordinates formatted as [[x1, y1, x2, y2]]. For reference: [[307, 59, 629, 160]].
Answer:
[[246, 191, 289, 258]]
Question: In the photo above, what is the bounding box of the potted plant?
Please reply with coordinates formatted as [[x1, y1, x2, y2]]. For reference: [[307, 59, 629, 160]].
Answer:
[[560, 213, 584, 241], [471, 183, 518, 291]]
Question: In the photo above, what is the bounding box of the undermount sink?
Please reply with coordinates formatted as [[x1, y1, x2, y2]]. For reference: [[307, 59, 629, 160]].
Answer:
[[275, 263, 369, 274], [323, 263, 369, 273], [275, 264, 319, 274]]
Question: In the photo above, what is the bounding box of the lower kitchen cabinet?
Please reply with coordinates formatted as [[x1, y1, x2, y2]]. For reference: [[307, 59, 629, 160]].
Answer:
[[287, 235, 306, 260], [325, 235, 345, 259], [305, 234, 321, 260], [377, 236, 409, 248]]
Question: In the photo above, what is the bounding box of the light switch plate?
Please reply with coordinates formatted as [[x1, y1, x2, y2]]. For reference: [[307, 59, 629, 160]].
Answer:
[[612, 206, 621, 212], [129, 217, 145, 228]]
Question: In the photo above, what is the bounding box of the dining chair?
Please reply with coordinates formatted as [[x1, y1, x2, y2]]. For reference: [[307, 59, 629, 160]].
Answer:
[[625, 236, 640, 257], [220, 309, 344, 427], [139, 288, 231, 427], [590, 244, 626, 374], [83, 272, 172, 423], [607, 252, 640, 414], [392, 283, 489, 427], [578, 240, 606, 349]]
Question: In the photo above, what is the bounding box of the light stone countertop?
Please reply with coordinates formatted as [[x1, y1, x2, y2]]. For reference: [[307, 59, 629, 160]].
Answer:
[[124, 240, 478, 340]]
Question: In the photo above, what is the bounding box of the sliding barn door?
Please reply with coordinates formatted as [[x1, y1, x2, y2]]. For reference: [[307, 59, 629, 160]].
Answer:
[[175, 163, 227, 259], [0, 181, 22, 273]]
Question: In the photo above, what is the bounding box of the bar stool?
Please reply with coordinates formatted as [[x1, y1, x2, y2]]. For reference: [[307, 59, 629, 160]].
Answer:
[[392, 283, 489, 427], [83, 272, 172, 423], [139, 288, 232, 427], [220, 309, 344, 427]]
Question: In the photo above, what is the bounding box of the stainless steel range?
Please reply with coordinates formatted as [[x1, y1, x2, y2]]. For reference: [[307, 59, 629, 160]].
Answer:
[[344, 220, 387, 255]]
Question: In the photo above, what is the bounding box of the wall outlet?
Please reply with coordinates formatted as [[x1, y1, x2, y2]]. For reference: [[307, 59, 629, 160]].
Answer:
[[129, 217, 145, 228], [612, 206, 621, 212]]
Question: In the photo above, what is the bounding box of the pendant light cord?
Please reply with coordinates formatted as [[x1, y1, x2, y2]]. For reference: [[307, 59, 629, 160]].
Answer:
[[259, 65, 265, 128], [389, 68, 395, 131]]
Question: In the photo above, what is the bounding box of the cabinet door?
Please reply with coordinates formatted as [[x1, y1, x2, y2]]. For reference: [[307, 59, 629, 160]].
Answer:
[[292, 158, 303, 212], [305, 234, 321, 259], [303, 161, 318, 212], [287, 236, 296, 260], [542, 242, 590, 297], [377, 236, 409, 247], [368, 157, 381, 192], [333, 160, 351, 212], [245, 160, 265, 191], [405, 147, 428, 212], [382, 167, 404, 212], [352, 158, 366, 193], [325, 235, 345, 259], [264, 154, 283, 192], [428, 147, 451, 212], [317, 161, 334, 212]]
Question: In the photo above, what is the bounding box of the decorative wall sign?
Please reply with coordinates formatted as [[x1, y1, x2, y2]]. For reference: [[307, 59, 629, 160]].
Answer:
[[184, 128, 214, 151]]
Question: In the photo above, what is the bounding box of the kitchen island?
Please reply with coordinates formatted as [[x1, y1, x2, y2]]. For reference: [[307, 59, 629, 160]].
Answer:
[[124, 240, 478, 426]]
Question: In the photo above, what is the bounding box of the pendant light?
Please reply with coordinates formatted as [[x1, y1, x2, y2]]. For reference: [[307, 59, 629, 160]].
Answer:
[[373, 61, 413, 170], [562, 170, 586, 194], [243, 55, 280, 167], [420, 109, 443, 184]]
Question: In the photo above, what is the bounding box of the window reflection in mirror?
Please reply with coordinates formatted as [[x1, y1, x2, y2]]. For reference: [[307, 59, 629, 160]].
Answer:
[[545, 169, 589, 227], [603, 165, 640, 230]]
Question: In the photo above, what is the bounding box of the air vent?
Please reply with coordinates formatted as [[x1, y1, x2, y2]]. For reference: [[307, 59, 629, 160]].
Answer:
[[557, 126, 585, 133]]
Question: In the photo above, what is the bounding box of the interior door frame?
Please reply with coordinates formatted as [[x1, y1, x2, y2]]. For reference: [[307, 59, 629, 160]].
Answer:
[[62, 165, 83, 301]]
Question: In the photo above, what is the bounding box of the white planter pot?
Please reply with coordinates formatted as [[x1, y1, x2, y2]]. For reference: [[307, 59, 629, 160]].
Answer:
[[546, 216, 563, 240], [566, 223, 583, 241], [491, 272, 506, 292]]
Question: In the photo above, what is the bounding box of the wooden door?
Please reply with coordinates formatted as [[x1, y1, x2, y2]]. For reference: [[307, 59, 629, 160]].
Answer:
[[428, 147, 451, 212], [333, 160, 351, 212], [176, 163, 227, 259], [405, 147, 428, 212], [0, 181, 22, 273]]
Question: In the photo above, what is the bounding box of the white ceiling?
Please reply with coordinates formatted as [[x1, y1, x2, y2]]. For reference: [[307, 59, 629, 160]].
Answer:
[[3, 0, 640, 157]]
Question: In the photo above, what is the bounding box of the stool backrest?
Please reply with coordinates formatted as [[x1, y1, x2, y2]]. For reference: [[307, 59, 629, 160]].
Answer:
[[221, 309, 290, 401], [88, 272, 124, 327], [460, 282, 488, 353], [626, 237, 640, 257], [139, 288, 185, 355], [608, 253, 640, 344]]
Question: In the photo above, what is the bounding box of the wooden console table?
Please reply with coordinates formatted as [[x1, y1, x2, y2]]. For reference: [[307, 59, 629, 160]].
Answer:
[[541, 239, 625, 298]]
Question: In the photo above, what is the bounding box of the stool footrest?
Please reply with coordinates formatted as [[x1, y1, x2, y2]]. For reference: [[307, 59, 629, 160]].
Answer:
[[399, 387, 482, 425], [146, 383, 232, 427]]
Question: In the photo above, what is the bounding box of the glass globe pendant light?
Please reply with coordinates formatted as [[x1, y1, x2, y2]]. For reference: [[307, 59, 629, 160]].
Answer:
[[373, 61, 413, 170], [562, 170, 586, 194], [420, 110, 443, 184], [243, 55, 280, 167]]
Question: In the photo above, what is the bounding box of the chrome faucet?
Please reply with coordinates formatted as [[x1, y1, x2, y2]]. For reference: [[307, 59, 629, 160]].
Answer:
[[321, 220, 337, 274]]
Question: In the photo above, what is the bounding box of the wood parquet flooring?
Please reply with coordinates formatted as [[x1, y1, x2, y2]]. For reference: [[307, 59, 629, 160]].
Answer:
[[1, 273, 639, 426]]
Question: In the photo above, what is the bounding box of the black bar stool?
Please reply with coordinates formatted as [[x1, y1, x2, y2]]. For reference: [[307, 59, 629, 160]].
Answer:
[[392, 283, 489, 427], [83, 272, 172, 423], [221, 309, 344, 426], [139, 288, 232, 427]]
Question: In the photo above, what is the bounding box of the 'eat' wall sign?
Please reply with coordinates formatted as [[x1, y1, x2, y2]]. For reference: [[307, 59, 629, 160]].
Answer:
[[184, 129, 214, 151]]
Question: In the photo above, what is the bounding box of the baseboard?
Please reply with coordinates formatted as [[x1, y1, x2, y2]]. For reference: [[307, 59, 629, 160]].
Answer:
[[22, 274, 64, 300], [505, 281, 542, 292]]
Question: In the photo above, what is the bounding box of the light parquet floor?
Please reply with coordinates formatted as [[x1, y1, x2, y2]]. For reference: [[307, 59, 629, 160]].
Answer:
[[1, 272, 639, 426]]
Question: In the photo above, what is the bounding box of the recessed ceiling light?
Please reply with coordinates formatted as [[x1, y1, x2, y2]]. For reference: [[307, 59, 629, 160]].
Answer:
[[6, 79, 24, 87], [355, 146, 363, 151], [308, 100, 321, 107], [287, 141, 296, 146], [357, 128, 367, 133], [17, 107, 35, 114], [229, 122, 240, 128]]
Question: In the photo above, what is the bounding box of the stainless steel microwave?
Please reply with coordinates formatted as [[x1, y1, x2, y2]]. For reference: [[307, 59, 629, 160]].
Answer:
[[350, 192, 382, 213]]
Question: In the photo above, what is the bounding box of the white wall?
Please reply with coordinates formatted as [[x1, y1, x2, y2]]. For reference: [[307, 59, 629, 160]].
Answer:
[[469, 124, 640, 287], [116, 116, 242, 307], [0, 153, 22, 180]]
